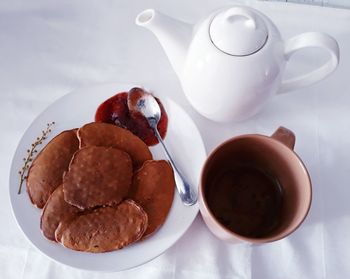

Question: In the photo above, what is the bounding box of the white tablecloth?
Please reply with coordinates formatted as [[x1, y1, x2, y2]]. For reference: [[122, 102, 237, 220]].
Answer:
[[1, 0, 350, 278]]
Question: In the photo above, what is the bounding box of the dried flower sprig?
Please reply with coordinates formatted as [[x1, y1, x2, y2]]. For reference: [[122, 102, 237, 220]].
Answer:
[[18, 122, 55, 194]]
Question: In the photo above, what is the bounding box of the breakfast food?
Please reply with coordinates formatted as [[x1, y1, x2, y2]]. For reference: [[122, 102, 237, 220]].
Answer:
[[63, 146, 132, 209], [27, 129, 79, 208], [25, 88, 175, 253], [40, 185, 81, 241], [78, 122, 152, 168], [55, 200, 148, 252], [95, 87, 168, 146], [129, 160, 175, 238]]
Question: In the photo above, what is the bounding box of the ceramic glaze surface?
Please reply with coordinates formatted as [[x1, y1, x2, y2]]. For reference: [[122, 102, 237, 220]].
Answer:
[[136, 6, 339, 122], [182, 8, 285, 122]]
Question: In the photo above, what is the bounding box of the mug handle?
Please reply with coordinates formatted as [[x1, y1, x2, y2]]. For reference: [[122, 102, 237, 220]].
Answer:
[[277, 32, 339, 94], [271, 127, 295, 150]]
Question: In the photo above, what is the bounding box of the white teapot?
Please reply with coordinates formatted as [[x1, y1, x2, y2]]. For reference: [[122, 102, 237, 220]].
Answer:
[[136, 6, 339, 122]]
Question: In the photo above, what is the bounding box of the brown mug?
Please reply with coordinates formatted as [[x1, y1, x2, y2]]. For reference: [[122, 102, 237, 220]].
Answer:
[[199, 127, 312, 243]]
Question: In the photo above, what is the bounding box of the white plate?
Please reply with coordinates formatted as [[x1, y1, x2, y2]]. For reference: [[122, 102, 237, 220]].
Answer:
[[9, 83, 206, 272]]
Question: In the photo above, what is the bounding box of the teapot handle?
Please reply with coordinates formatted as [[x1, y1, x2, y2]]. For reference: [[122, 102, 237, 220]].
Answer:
[[277, 32, 339, 94]]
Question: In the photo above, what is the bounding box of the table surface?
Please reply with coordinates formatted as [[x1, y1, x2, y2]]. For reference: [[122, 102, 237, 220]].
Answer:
[[1, 0, 350, 278], [260, 0, 350, 9]]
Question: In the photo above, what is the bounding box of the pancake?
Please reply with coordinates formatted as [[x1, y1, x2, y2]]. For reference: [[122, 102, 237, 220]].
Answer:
[[40, 185, 80, 241], [77, 122, 152, 168], [27, 129, 79, 208], [129, 160, 175, 238], [55, 200, 148, 252], [63, 146, 132, 209]]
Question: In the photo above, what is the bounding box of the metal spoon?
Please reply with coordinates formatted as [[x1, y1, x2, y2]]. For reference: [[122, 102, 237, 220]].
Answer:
[[129, 90, 197, 206]]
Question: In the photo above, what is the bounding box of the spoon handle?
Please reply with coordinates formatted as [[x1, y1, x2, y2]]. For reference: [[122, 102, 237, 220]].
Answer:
[[153, 128, 197, 206]]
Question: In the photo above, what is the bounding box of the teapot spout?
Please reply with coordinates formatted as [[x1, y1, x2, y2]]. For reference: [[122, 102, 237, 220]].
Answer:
[[136, 9, 192, 79]]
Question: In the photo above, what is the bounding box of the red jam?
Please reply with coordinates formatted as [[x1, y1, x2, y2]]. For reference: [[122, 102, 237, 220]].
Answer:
[[95, 88, 168, 146]]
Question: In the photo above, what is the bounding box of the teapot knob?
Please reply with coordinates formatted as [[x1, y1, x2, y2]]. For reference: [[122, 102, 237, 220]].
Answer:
[[224, 7, 257, 30]]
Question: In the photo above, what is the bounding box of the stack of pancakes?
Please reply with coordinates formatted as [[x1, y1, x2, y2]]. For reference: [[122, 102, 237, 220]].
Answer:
[[27, 122, 175, 253]]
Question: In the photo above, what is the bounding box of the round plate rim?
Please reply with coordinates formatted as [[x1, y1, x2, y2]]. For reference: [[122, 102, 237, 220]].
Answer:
[[8, 83, 206, 272]]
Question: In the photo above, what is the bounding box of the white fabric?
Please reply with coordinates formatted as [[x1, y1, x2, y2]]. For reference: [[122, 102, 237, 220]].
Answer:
[[1, 0, 350, 278]]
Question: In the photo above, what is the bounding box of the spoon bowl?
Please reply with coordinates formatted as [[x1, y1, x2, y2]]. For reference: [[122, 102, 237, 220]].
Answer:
[[129, 88, 198, 206]]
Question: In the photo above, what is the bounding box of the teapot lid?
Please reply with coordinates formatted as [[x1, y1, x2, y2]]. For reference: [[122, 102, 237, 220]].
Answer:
[[209, 7, 268, 56]]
